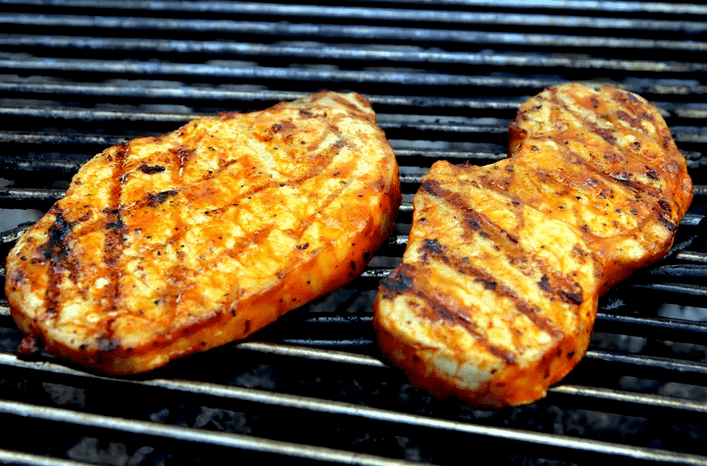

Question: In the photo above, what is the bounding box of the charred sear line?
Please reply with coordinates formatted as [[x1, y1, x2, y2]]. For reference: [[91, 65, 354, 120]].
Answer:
[[538, 274, 584, 305], [550, 93, 668, 206], [43, 207, 75, 318], [420, 179, 519, 245], [559, 289, 584, 305], [385, 260, 517, 364], [658, 215, 679, 232], [616, 110, 645, 131], [419, 232, 564, 340], [172, 146, 195, 172], [379, 264, 415, 298], [422, 176, 581, 326], [148, 190, 179, 207], [105, 216, 125, 230], [138, 164, 166, 174], [420, 238, 444, 261], [43, 208, 73, 262], [551, 138, 667, 220], [417, 286, 517, 365], [655, 198, 679, 231], [104, 209, 128, 268], [101, 143, 130, 343]]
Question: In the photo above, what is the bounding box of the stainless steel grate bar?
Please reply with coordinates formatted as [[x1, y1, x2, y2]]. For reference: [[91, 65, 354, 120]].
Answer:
[[4, 31, 707, 56], [3, 56, 706, 82], [330, 0, 707, 16], [0, 57, 569, 88], [0, 449, 91, 466], [1, 5, 705, 33]]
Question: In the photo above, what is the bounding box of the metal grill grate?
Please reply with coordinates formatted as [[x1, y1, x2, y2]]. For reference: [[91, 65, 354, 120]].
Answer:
[[1, 1, 707, 464]]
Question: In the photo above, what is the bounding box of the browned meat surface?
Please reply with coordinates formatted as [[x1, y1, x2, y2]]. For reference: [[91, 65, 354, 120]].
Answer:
[[5, 91, 401, 375], [374, 83, 693, 407]]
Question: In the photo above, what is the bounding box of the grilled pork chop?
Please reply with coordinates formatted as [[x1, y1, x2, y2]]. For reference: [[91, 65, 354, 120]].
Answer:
[[5, 91, 401, 375], [374, 83, 693, 407]]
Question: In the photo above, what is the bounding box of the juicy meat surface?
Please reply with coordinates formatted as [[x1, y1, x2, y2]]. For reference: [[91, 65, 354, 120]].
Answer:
[[374, 83, 693, 407], [5, 91, 401, 374]]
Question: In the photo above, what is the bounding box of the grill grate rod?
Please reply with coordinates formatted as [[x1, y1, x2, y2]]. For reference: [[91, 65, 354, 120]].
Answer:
[[4, 57, 705, 91], [5, 32, 707, 60], [354, 0, 707, 16], [0, 399, 426, 466], [0, 354, 706, 465], [2, 5, 706, 34], [0, 450, 89, 466], [4, 55, 707, 82], [9, 0, 707, 16]]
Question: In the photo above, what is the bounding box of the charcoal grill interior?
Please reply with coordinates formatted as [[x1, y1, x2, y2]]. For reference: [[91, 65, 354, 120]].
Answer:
[[2, 1, 707, 465]]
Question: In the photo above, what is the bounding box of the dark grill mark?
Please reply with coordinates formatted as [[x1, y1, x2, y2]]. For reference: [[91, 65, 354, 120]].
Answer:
[[419, 177, 577, 338], [559, 289, 584, 305], [329, 94, 374, 123], [590, 123, 617, 145], [546, 89, 669, 211], [420, 238, 444, 257], [655, 199, 678, 231], [659, 215, 679, 232], [658, 199, 672, 215], [415, 285, 517, 365], [616, 110, 645, 131], [106, 217, 125, 230], [98, 143, 130, 350], [138, 164, 166, 174], [147, 190, 178, 207], [539, 274, 584, 305], [475, 278, 497, 291], [172, 146, 194, 172], [413, 231, 565, 343], [43, 208, 73, 261], [43, 207, 75, 318], [380, 265, 415, 298], [420, 179, 519, 245]]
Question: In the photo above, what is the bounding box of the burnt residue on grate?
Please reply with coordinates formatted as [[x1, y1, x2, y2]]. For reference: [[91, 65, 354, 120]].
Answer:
[[1, 1, 707, 465]]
